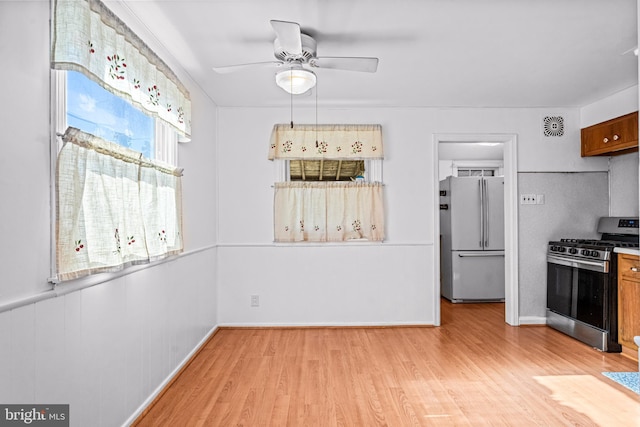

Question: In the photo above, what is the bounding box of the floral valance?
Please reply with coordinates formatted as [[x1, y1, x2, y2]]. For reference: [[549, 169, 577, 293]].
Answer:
[[269, 124, 383, 160], [51, 0, 192, 137]]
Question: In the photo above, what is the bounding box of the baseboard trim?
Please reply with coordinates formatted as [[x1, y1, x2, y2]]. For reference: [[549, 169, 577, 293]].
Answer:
[[125, 325, 220, 426], [620, 345, 639, 362], [217, 322, 436, 328], [519, 316, 547, 325]]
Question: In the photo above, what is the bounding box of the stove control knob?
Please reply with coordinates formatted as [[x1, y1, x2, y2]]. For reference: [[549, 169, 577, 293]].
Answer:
[[558, 246, 566, 252], [568, 248, 578, 254], [591, 250, 599, 257], [581, 249, 588, 256]]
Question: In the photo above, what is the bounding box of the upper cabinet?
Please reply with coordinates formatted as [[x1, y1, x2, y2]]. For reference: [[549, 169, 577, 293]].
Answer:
[[581, 111, 638, 157]]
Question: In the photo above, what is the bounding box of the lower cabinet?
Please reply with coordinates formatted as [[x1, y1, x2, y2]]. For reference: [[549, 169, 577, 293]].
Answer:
[[618, 253, 640, 355]]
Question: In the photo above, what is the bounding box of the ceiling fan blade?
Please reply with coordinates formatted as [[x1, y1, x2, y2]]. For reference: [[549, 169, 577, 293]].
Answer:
[[311, 57, 379, 73], [270, 20, 302, 55], [212, 61, 283, 74]]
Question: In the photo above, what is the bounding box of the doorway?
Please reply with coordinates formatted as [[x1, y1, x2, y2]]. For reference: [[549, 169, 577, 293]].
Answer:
[[432, 134, 519, 326]]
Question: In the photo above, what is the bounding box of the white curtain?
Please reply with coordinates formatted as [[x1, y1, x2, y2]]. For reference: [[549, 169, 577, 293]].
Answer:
[[274, 182, 384, 242], [56, 127, 183, 280], [51, 0, 191, 137]]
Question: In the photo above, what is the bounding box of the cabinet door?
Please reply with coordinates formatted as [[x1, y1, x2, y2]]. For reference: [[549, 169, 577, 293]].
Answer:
[[611, 112, 638, 147], [581, 124, 611, 156], [618, 278, 640, 350], [618, 254, 640, 350], [581, 112, 638, 157]]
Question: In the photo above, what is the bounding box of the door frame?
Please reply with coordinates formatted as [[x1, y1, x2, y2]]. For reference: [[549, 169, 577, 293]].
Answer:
[[433, 133, 519, 326]]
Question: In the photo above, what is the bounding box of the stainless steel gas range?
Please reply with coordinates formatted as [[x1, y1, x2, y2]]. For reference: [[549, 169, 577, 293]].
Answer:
[[546, 217, 639, 352]]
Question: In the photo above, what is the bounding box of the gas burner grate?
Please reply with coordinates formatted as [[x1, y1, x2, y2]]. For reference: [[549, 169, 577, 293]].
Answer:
[[558, 238, 638, 248], [559, 238, 601, 244]]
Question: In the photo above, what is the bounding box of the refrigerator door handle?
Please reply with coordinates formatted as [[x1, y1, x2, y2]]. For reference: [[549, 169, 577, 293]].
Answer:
[[484, 179, 489, 247], [478, 179, 484, 248], [458, 251, 505, 257]]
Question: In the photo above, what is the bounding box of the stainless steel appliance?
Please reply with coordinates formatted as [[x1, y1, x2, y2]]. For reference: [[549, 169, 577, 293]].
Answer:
[[546, 217, 639, 352], [440, 176, 505, 302]]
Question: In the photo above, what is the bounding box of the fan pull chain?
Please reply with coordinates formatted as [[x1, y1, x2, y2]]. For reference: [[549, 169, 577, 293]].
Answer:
[[315, 79, 318, 145], [290, 69, 294, 128]]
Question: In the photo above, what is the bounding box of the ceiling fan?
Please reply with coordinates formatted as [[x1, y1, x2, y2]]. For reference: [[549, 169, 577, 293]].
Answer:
[[212, 20, 379, 94]]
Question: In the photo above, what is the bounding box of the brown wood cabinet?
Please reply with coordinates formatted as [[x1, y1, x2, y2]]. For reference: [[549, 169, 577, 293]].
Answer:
[[617, 253, 640, 356], [581, 111, 638, 157]]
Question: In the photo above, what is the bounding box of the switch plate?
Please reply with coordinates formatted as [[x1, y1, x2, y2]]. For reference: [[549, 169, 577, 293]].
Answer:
[[536, 194, 545, 205], [250, 295, 259, 307]]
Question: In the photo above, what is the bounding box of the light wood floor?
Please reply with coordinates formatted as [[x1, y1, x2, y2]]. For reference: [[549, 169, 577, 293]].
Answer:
[[133, 301, 640, 426]]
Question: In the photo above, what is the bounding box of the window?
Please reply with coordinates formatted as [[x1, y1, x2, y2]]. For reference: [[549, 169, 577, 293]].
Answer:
[[52, 72, 184, 281], [457, 168, 496, 177], [269, 124, 385, 242], [67, 70, 155, 158], [57, 70, 178, 165], [286, 159, 383, 182], [50, 0, 190, 281], [451, 161, 503, 178], [289, 159, 364, 181]]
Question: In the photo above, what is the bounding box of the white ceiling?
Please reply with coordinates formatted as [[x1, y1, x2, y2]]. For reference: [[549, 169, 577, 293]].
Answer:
[[115, 0, 638, 109]]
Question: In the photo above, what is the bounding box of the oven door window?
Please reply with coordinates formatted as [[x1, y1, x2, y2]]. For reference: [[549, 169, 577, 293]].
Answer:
[[547, 261, 607, 330], [547, 262, 573, 317], [575, 269, 606, 329]]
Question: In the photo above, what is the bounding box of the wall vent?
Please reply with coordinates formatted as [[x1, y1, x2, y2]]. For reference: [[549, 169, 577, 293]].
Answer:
[[543, 116, 564, 137]]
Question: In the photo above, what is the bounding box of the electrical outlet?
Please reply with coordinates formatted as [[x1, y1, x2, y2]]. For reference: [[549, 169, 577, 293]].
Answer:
[[520, 194, 537, 205], [250, 295, 260, 307]]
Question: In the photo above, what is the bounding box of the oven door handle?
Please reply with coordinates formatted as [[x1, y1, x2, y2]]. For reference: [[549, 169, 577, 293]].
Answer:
[[547, 254, 609, 273]]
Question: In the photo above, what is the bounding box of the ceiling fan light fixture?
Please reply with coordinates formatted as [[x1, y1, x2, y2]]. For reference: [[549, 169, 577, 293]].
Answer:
[[275, 67, 316, 94]]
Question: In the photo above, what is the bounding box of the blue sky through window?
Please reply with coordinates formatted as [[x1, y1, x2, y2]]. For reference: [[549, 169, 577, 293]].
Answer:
[[67, 71, 154, 158]]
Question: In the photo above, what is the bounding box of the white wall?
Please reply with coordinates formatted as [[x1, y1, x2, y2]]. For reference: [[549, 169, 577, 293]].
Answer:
[[517, 172, 609, 320], [514, 86, 640, 322], [217, 107, 436, 325], [610, 152, 640, 217], [0, 0, 51, 303], [580, 84, 640, 218], [580, 85, 638, 127], [217, 105, 607, 326], [0, 2, 218, 426]]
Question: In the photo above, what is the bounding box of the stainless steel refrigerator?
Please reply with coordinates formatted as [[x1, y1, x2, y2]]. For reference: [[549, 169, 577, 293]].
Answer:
[[440, 176, 505, 302]]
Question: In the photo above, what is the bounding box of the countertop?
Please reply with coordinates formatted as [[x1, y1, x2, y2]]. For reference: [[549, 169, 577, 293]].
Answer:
[[614, 247, 640, 256]]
